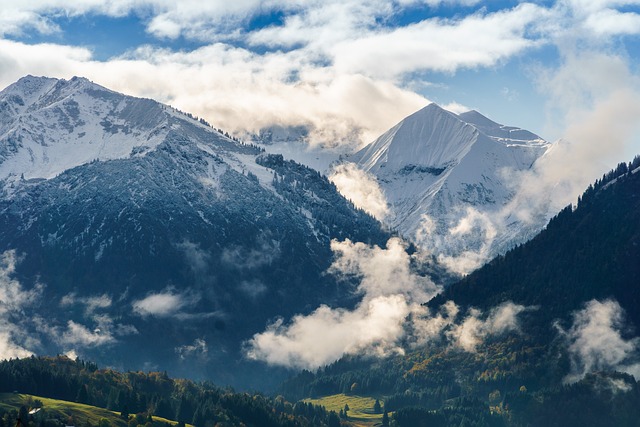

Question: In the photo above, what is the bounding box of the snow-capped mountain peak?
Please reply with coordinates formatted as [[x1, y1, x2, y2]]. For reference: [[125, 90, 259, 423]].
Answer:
[[0, 75, 242, 184], [351, 103, 479, 174], [345, 102, 551, 273], [457, 109, 546, 146]]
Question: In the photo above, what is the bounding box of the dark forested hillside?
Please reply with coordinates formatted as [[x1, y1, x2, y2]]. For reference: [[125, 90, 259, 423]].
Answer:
[[280, 156, 640, 426], [0, 356, 341, 427], [430, 156, 640, 324]]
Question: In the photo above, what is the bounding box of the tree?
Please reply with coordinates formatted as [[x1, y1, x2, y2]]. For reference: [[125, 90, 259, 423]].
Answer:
[[374, 399, 382, 414], [382, 410, 389, 427], [327, 412, 340, 427], [76, 385, 89, 404], [343, 404, 349, 418]]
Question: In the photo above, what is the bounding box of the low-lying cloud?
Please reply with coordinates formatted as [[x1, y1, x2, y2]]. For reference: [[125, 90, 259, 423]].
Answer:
[[61, 320, 116, 347], [246, 237, 438, 369], [0, 250, 42, 359], [329, 163, 390, 220], [176, 338, 208, 360], [246, 237, 528, 369], [132, 289, 199, 318], [560, 299, 640, 383], [447, 302, 527, 351]]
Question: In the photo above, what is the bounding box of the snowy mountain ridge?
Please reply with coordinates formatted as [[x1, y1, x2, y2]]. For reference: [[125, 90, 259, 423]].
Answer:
[[0, 75, 265, 188], [347, 103, 551, 273]]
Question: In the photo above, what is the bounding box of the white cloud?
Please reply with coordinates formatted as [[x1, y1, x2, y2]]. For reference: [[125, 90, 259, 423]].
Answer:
[[442, 101, 472, 115], [246, 237, 440, 369], [61, 320, 115, 346], [132, 289, 196, 317], [331, 3, 545, 78], [246, 295, 411, 369], [239, 279, 267, 299], [421, 207, 498, 276], [177, 240, 211, 274], [560, 299, 640, 383], [60, 292, 112, 316], [328, 238, 439, 302], [448, 302, 527, 351], [0, 331, 33, 359], [176, 338, 208, 360], [247, 238, 528, 369], [64, 349, 79, 360], [0, 1, 589, 149], [329, 163, 390, 220], [0, 250, 43, 360]]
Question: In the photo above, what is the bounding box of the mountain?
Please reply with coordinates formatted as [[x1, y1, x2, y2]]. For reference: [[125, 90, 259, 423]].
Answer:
[[0, 75, 388, 389], [430, 156, 640, 324], [281, 156, 640, 426], [347, 103, 550, 271]]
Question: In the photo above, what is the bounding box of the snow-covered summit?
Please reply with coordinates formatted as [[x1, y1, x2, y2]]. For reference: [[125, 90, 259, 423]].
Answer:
[[458, 109, 545, 145], [346, 102, 551, 273], [0, 75, 243, 184], [351, 103, 480, 173]]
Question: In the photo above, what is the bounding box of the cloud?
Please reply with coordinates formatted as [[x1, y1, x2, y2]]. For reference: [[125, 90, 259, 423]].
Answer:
[[407, 47, 640, 276], [560, 299, 640, 383], [0, 250, 43, 360], [246, 237, 440, 369], [415, 207, 498, 276], [177, 241, 211, 274], [131, 288, 217, 320], [132, 289, 198, 317], [176, 338, 208, 360], [221, 238, 280, 270], [447, 302, 527, 351], [60, 320, 116, 347], [329, 163, 390, 220], [246, 295, 412, 369], [409, 300, 459, 347], [60, 292, 112, 316], [239, 279, 267, 299], [328, 238, 439, 302], [0, 2, 581, 148], [500, 48, 640, 242], [0, 250, 138, 358], [0, 331, 33, 359], [247, 237, 527, 369], [330, 3, 545, 78]]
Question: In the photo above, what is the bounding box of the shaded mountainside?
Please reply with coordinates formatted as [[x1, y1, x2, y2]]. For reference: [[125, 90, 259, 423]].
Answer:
[[0, 76, 389, 390]]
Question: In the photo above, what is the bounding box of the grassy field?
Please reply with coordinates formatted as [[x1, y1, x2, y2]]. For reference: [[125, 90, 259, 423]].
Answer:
[[304, 394, 385, 427], [0, 393, 184, 427]]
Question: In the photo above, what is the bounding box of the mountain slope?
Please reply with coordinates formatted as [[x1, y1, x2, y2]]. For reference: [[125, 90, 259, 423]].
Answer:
[[0, 75, 388, 389], [347, 103, 550, 271], [430, 158, 640, 322], [280, 156, 640, 425]]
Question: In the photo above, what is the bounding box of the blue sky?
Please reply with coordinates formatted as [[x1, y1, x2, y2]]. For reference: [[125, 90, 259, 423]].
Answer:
[[0, 1, 639, 150]]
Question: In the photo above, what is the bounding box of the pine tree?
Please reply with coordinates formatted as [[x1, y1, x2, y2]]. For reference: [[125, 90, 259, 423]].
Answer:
[[374, 399, 382, 414], [382, 410, 389, 426]]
